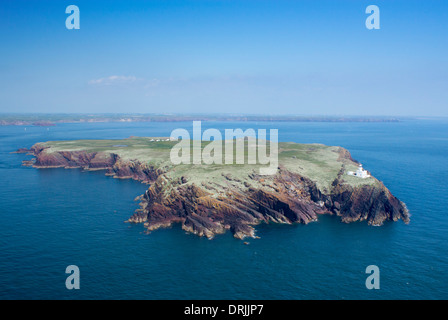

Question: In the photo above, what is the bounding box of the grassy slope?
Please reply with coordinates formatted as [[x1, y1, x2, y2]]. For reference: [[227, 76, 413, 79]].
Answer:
[[40, 137, 375, 191]]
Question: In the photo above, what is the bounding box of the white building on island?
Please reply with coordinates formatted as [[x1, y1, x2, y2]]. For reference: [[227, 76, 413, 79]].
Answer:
[[347, 164, 371, 179]]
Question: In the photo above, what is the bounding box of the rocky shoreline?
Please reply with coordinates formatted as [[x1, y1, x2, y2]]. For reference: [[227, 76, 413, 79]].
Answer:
[[17, 142, 410, 240]]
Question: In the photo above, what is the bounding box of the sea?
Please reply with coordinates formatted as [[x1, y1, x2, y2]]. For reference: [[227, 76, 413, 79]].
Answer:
[[0, 119, 447, 300]]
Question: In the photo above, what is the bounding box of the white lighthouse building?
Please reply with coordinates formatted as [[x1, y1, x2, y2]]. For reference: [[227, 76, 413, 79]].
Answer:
[[347, 164, 371, 179]]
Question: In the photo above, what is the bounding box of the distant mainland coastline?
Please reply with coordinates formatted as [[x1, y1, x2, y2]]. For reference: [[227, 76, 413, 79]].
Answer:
[[0, 113, 404, 126]]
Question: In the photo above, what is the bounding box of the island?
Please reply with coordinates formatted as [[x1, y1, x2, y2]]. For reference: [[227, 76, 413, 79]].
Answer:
[[17, 137, 410, 240]]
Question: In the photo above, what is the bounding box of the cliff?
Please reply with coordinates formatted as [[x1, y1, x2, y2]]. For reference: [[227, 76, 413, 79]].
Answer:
[[19, 137, 409, 239]]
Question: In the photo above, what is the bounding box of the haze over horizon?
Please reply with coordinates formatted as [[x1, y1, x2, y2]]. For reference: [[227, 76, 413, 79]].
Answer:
[[1, 0, 447, 117], [0, 112, 438, 119]]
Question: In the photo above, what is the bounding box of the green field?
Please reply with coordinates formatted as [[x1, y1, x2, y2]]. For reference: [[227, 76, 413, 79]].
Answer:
[[40, 137, 375, 192]]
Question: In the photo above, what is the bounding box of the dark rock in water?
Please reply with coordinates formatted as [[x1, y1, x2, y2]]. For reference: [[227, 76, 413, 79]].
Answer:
[[13, 148, 31, 154]]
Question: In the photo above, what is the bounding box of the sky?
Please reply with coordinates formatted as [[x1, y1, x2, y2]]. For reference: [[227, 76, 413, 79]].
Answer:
[[0, 0, 447, 116]]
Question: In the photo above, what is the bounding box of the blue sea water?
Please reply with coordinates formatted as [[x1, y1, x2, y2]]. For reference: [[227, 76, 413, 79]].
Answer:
[[0, 120, 447, 300]]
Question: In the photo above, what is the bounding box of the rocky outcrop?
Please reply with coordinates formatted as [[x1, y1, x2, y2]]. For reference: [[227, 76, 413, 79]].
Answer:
[[125, 167, 409, 239], [327, 181, 409, 225], [20, 142, 410, 240], [26, 143, 163, 183]]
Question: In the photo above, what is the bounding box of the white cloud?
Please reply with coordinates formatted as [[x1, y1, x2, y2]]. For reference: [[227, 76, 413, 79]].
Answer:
[[88, 75, 141, 86]]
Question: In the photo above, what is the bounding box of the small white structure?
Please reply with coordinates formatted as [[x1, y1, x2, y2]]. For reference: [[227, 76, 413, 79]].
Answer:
[[347, 164, 371, 179]]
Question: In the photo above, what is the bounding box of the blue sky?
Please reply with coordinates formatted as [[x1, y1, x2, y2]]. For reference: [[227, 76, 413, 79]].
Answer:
[[1, 0, 447, 116]]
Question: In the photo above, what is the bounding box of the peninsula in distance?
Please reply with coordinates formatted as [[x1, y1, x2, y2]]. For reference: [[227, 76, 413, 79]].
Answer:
[[0, 113, 404, 126], [17, 136, 410, 240]]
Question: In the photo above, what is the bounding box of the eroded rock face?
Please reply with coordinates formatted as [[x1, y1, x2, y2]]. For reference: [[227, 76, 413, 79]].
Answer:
[[28, 143, 162, 183], [22, 143, 410, 240], [329, 182, 409, 225], [127, 168, 409, 239]]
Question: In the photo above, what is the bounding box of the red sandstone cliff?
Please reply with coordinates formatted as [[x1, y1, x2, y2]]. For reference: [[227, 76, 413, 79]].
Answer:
[[19, 143, 410, 240]]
